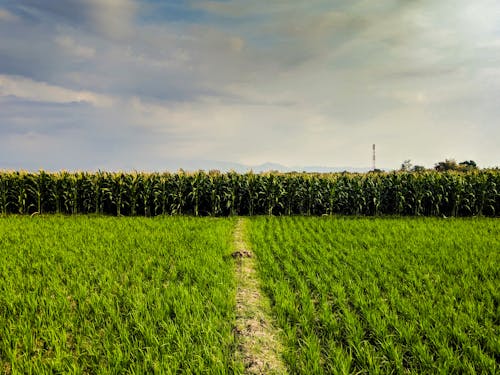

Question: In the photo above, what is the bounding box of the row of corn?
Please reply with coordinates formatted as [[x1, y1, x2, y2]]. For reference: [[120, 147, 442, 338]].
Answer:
[[0, 170, 498, 216]]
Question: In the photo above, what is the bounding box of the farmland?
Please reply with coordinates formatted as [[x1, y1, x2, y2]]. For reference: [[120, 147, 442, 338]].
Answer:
[[248, 217, 500, 374], [1, 215, 499, 374], [0, 216, 241, 374], [1, 170, 499, 217]]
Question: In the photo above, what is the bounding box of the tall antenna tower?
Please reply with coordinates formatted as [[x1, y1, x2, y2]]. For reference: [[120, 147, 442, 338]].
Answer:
[[372, 144, 376, 170]]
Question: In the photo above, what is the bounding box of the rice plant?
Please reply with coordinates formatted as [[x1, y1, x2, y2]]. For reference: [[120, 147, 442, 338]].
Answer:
[[0, 216, 242, 374], [247, 216, 500, 374]]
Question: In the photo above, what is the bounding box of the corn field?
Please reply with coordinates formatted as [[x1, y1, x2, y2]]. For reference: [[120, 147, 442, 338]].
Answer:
[[0, 170, 499, 217]]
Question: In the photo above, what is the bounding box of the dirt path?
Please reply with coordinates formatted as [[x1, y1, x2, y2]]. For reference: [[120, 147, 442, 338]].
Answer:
[[233, 218, 287, 375]]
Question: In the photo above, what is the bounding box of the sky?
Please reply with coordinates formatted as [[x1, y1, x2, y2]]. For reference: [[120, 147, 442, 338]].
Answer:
[[0, 0, 499, 171]]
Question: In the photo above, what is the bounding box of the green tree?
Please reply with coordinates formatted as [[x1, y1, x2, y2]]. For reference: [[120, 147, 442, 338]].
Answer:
[[411, 165, 426, 172], [435, 159, 478, 172], [459, 160, 478, 171], [434, 159, 459, 171], [400, 159, 413, 172]]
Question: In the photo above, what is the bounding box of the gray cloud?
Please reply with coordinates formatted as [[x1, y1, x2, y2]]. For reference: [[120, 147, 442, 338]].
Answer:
[[9, 0, 137, 38], [1, 0, 499, 170]]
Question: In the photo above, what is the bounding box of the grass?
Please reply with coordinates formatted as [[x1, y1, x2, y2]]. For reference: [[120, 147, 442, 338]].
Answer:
[[0, 215, 242, 374], [248, 216, 500, 374]]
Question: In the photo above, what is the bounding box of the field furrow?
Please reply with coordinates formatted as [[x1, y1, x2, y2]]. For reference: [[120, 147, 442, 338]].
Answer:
[[233, 218, 286, 374]]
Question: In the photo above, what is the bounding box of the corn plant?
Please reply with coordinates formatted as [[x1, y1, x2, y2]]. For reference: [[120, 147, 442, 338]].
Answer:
[[0, 170, 498, 217]]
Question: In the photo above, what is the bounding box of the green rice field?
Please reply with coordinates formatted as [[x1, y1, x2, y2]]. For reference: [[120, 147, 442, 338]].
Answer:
[[0, 216, 241, 374], [248, 217, 500, 374], [1, 215, 499, 374]]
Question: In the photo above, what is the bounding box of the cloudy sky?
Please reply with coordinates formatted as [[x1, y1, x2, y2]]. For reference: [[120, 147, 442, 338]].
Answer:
[[1, 0, 499, 171]]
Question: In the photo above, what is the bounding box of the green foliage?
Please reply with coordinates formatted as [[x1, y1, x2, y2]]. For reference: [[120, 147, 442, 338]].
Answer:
[[400, 159, 413, 172], [459, 160, 478, 171], [0, 170, 498, 216], [0, 216, 241, 374], [248, 217, 500, 374], [435, 159, 479, 172]]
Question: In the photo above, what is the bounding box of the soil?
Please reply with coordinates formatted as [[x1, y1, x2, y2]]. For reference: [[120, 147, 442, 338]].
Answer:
[[233, 219, 287, 375]]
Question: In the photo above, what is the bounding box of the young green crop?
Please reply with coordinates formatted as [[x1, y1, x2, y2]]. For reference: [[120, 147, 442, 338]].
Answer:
[[248, 217, 500, 374], [0, 216, 242, 374]]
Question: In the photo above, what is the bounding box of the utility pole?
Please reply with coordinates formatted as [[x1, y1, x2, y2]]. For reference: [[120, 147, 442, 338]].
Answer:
[[372, 144, 376, 171]]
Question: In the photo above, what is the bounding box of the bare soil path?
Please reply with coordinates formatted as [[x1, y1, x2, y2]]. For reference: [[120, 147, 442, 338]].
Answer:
[[233, 218, 287, 375]]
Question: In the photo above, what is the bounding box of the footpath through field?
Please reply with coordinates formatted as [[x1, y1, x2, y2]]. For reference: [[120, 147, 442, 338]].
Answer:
[[233, 218, 287, 375]]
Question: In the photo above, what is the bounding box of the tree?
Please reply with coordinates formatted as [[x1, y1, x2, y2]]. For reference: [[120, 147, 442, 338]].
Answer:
[[400, 159, 413, 172], [411, 165, 425, 172], [459, 160, 478, 171], [434, 159, 459, 171], [434, 159, 478, 172]]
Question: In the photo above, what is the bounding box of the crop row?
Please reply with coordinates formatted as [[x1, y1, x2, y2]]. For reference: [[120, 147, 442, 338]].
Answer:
[[0, 170, 499, 216], [248, 217, 500, 373], [0, 216, 240, 373]]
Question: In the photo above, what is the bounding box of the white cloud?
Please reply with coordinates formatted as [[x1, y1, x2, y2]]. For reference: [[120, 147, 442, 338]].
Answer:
[[55, 35, 96, 59], [229, 36, 245, 52], [87, 0, 138, 39], [0, 74, 114, 107], [0, 8, 18, 22]]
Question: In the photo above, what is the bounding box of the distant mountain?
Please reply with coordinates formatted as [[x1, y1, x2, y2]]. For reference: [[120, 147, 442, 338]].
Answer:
[[3, 158, 377, 173], [288, 165, 371, 173], [250, 163, 371, 173], [251, 162, 290, 172], [163, 160, 373, 173]]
